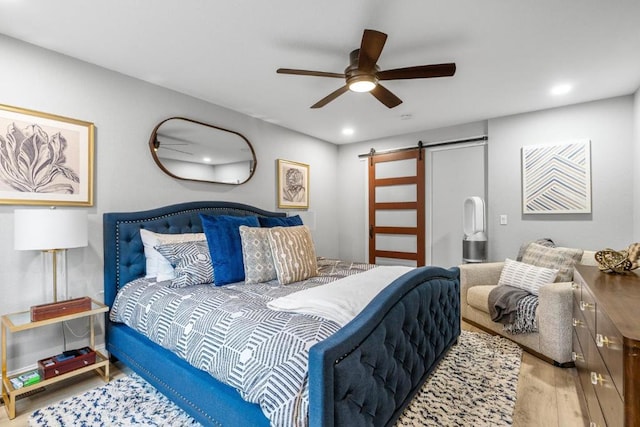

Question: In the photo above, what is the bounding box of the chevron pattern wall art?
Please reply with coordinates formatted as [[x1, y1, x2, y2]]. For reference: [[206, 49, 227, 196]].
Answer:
[[521, 139, 591, 214]]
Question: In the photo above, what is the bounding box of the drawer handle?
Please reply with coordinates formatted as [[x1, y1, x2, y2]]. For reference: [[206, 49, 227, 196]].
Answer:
[[571, 282, 579, 290], [572, 318, 583, 327], [596, 334, 612, 348], [579, 300, 594, 311], [589, 422, 597, 427], [571, 351, 583, 362], [590, 371, 604, 386]]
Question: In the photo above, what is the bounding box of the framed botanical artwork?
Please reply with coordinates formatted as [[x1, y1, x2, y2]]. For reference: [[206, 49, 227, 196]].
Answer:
[[0, 103, 94, 206], [277, 159, 309, 209], [521, 139, 591, 214]]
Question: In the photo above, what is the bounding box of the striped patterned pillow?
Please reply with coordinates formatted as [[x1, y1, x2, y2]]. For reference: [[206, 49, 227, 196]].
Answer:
[[498, 258, 558, 295], [521, 243, 584, 282], [267, 225, 318, 285]]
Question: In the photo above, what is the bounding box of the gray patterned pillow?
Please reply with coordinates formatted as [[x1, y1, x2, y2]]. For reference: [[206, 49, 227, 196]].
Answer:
[[239, 225, 277, 284], [521, 243, 583, 282], [515, 238, 555, 261], [268, 225, 318, 285], [155, 241, 214, 288]]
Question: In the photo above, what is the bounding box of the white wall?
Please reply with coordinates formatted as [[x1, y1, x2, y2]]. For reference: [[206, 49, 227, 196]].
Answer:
[[336, 121, 487, 263], [634, 88, 640, 241], [0, 35, 338, 370], [487, 96, 635, 260]]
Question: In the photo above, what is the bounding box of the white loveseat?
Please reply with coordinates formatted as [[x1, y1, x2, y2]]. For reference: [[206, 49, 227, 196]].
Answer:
[[459, 247, 596, 365]]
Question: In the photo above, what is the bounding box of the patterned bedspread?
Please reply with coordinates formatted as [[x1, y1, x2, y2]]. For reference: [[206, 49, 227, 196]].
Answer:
[[110, 259, 374, 427]]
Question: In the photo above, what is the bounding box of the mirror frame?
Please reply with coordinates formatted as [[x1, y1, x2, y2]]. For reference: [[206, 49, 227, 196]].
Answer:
[[149, 117, 257, 185]]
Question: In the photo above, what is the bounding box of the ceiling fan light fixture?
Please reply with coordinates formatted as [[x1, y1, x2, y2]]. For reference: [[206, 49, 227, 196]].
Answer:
[[348, 75, 377, 92]]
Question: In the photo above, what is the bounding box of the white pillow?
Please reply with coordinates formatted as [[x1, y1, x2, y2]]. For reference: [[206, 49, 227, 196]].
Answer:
[[139, 229, 205, 281], [497, 258, 558, 295]]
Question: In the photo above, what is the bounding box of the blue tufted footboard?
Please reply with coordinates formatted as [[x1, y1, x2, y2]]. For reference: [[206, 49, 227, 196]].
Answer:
[[308, 266, 460, 427]]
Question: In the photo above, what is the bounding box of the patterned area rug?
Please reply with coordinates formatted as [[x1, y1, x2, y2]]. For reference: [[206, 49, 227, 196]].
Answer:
[[28, 331, 521, 426]]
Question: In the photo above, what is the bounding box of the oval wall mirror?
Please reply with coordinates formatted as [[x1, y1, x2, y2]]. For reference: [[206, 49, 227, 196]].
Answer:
[[149, 117, 256, 185]]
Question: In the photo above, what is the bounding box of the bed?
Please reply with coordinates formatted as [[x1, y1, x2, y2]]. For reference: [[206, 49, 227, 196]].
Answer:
[[103, 201, 460, 426]]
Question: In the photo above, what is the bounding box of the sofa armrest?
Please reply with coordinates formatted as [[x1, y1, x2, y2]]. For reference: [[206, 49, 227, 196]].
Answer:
[[459, 262, 504, 310], [459, 262, 504, 289], [538, 281, 574, 363]]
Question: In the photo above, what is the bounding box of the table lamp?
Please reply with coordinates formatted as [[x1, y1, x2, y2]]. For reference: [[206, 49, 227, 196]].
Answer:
[[14, 208, 88, 303]]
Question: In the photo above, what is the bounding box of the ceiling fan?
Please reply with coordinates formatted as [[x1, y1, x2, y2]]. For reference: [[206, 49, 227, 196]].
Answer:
[[277, 29, 456, 109], [153, 138, 192, 155]]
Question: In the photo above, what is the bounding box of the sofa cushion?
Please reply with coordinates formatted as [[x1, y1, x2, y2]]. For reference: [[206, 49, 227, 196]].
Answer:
[[467, 285, 494, 314], [516, 238, 555, 261], [521, 243, 583, 282], [497, 258, 558, 295]]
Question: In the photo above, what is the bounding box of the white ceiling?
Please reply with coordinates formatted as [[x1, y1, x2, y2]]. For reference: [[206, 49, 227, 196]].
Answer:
[[1, 0, 639, 144]]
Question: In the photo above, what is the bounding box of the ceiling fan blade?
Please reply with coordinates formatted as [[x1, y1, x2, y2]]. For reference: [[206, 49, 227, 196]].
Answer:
[[277, 68, 345, 78], [358, 29, 387, 72], [310, 85, 349, 108], [378, 63, 457, 80], [370, 84, 402, 108], [160, 146, 193, 155]]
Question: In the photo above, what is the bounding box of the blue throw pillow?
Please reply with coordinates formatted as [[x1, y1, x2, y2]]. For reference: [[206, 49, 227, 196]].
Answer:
[[258, 215, 303, 228], [200, 214, 259, 286]]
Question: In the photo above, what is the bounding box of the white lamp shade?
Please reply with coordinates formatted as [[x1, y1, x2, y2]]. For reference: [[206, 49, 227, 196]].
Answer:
[[14, 209, 88, 251]]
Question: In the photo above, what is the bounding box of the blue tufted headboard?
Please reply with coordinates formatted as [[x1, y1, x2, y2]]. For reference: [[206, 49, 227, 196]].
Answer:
[[103, 201, 286, 308]]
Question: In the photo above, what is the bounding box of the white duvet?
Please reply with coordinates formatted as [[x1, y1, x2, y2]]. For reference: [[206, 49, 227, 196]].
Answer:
[[267, 265, 413, 326]]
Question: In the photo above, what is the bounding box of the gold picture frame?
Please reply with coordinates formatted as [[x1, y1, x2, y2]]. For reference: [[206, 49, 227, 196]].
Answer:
[[0, 103, 94, 206], [277, 159, 309, 209]]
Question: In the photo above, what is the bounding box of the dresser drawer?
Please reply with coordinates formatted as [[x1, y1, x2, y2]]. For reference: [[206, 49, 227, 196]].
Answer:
[[573, 298, 591, 351], [587, 336, 624, 427], [574, 329, 606, 427], [579, 284, 597, 339], [595, 307, 624, 400], [572, 278, 582, 304]]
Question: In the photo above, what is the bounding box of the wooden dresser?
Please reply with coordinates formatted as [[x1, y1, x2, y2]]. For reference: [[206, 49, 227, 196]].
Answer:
[[572, 265, 640, 427]]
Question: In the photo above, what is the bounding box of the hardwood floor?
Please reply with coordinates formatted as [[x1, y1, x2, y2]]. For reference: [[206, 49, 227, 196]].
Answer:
[[1, 325, 588, 426]]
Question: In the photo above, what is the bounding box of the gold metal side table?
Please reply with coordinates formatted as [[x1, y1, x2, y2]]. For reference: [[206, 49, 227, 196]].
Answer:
[[1, 298, 110, 419]]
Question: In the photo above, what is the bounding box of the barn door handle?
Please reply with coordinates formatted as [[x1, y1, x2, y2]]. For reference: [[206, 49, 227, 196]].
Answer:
[[369, 225, 374, 239]]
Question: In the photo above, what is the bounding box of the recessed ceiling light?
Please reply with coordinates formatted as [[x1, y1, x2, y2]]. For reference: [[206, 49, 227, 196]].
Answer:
[[203, 157, 211, 162], [342, 128, 354, 136], [550, 84, 572, 96]]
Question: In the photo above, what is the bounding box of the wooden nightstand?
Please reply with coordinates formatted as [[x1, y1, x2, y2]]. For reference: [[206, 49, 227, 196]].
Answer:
[[1, 298, 110, 419]]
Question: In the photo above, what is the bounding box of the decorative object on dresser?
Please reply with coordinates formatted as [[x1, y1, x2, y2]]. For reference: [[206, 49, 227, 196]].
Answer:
[[595, 242, 640, 273], [14, 207, 88, 302], [572, 264, 640, 427], [0, 103, 94, 206]]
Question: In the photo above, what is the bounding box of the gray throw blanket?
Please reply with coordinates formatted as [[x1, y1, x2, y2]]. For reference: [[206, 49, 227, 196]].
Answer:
[[488, 285, 539, 334]]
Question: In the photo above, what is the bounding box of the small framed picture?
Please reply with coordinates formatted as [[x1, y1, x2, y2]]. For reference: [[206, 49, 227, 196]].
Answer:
[[0, 103, 94, 206], [277, 159, 309, 209]]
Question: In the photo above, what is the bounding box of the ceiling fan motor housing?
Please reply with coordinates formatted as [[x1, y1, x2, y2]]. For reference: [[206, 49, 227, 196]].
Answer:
[[346, 49, 379, 91]]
